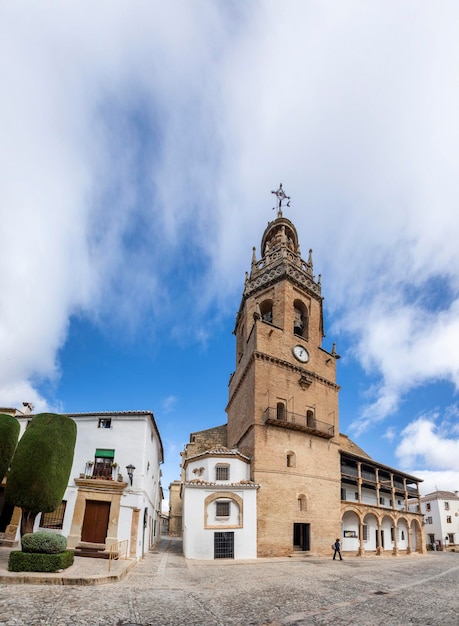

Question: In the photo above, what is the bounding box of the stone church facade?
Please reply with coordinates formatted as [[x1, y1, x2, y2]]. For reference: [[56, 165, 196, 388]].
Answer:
[[175, 188, 425, 558]]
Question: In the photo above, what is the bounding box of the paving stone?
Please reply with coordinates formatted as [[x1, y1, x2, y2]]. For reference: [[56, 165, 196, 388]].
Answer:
[[1, 538, 459, 625]]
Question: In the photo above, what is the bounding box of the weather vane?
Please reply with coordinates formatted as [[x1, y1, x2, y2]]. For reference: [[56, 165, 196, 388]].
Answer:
[[271, 183, 290, 216]]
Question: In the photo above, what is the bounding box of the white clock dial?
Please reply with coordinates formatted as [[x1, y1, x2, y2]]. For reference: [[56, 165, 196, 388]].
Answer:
[[293, 345, 309, 363]]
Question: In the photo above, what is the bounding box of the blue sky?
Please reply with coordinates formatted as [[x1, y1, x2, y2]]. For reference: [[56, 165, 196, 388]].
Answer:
[[1, 1, 459, 503]]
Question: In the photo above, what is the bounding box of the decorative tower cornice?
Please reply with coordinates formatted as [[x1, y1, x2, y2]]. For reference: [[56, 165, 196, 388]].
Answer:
[[242, 185, 322, 302]]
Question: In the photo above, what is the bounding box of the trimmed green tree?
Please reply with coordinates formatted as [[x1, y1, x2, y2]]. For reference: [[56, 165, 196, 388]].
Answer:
[[0, 413, 20, 483], [5, 413, 77, 536]]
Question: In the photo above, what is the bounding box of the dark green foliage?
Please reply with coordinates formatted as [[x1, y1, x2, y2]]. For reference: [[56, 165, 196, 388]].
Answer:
[[22, 531, 67, 554], [0, 413, 20, 483], [5, 413, 77, 535], [8, 549, 74, 572]]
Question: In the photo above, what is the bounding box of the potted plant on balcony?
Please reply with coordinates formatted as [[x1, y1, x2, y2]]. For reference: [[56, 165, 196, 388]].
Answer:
[[84, 460, 94, 478], [111, 462, 119, 480]]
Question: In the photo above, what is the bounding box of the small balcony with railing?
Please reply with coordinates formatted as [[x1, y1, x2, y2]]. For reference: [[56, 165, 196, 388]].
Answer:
[[78, 459, 124, 483], [263, 406, 334, 439]]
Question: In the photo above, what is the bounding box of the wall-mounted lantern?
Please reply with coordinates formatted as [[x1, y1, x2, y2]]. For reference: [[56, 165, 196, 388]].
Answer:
[[126, 464, 136, 486]]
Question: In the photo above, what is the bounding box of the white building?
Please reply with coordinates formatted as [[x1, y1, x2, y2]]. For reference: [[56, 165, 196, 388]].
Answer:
[[0, 411, 164, 561], [182, 447, 258, 560], [410, 490, 459, 550]]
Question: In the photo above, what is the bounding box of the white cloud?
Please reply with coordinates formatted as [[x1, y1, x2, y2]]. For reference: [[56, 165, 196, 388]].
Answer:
[[161, 395, 178, 415], [347, 297, 459, 433], [395, 413, 459, 492], [1, 0, 459, 433], [409, 470, 459, 497], [395, 416, 459, 473]]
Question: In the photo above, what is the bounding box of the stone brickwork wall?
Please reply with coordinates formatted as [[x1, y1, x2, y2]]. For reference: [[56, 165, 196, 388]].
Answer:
[[250, 424, 341, 556], [168, 481, 182, 537], [183, 424, 227, 461]]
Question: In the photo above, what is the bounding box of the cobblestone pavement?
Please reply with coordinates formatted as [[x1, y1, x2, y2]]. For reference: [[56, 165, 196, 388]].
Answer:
[[1, 538, 459, 626]]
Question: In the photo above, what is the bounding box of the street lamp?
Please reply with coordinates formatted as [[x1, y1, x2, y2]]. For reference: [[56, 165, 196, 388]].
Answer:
[[126, 464, 136, 486]]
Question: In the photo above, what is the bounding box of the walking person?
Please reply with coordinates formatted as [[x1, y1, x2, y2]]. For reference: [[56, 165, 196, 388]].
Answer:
[[333, 538, 342, 560]]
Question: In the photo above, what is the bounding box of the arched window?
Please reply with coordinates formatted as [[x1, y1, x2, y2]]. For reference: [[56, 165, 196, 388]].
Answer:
[[277, 402, 286, 421], [306, 409, 315, 428], [260, 299, 273, 324], [293, 300, 309, 339], [286, 451, 296, 468], [298, 495, 307, 512]]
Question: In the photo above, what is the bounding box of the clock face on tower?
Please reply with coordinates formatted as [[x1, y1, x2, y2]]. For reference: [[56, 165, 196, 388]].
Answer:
[[292, 345, 309, 363]]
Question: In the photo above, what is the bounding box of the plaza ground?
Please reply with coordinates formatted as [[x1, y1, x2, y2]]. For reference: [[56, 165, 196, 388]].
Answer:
[[1, 537, 458, 625]]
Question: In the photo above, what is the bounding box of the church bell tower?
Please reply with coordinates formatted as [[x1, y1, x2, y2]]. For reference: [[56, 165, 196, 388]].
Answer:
[[226, 185, 342, 557]]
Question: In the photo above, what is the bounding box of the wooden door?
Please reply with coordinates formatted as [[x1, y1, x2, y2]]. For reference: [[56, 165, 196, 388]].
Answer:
[[81, 500, 111, 543]]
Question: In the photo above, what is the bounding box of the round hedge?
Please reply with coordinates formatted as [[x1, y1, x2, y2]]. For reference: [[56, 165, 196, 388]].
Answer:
[[21, 531, 67, 554]]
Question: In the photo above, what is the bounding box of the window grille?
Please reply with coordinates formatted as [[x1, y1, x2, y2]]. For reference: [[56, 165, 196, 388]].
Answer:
[[215, 465, 229, 481], [362, 524, 368, 541], [214, 532, 234, 559], [40, 501, 66, 529], [216, 501, 230, 517]]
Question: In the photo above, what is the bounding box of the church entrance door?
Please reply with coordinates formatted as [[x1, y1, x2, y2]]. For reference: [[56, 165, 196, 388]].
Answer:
[[293, 523, 310, 551]]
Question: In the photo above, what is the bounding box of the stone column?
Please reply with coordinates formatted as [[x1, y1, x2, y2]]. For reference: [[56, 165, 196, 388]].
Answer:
[[406, 519, 412, 555], [376, 521, 383, 556], [358, 518, 365, 556], [392, 520, 399, 556]]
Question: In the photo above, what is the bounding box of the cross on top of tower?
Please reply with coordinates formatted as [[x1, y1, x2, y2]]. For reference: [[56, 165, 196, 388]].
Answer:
[[271, 183, 290, 217]]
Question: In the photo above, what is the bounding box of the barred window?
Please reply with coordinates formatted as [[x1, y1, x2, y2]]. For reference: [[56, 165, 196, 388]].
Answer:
[[216, 501, 230, 517], [362, 524, 369, 541], [215, 465, 229, 481], [40, 501, 66, 529]]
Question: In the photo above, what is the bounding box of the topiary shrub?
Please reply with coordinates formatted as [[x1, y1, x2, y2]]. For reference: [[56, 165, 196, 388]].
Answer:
[[8, 550, 74, 572], [21, 531, 67, 554], [5, 413, 77, 535], [0, 413, 20, 483]]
